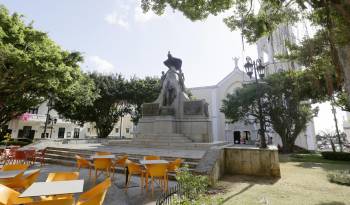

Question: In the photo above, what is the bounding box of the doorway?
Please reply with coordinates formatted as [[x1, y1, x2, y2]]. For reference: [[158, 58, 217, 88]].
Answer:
[[233, 131, 241, 144]]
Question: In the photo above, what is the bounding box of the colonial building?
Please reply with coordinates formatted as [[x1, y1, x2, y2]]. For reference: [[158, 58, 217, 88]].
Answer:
[[6, 102, 135, 140], [190, 59, 316, 150], [190, 24, 317, 150]]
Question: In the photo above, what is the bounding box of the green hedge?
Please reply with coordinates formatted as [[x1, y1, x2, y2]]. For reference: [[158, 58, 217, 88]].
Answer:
[[0, 138, 33, 147], [321, 151, 350, 161]]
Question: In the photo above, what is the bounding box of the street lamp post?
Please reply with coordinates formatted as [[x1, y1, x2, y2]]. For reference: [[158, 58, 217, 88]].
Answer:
[[244, 57, 267, 148], [48, 116, 57, 139], [42, 98, 53, 138]]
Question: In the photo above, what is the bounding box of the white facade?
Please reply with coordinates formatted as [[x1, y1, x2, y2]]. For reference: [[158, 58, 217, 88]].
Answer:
[[189, 61, 316, 150], [6, 102, 135, 140], [189, 24, 317, 150]]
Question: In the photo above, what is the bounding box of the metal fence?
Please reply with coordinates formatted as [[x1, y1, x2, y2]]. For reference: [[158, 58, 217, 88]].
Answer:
[[156, 184, 181, 205]]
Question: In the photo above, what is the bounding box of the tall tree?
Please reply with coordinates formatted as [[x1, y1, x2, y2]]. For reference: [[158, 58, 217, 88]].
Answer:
[[221, 71, 317, 153], [140, 0, 350, 104], [56, 73, 130, 138], [127, 76, 161, 125], [0, 5, 95, 130]]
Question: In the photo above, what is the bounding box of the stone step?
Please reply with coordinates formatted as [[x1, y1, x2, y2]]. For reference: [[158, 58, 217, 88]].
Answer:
[[132, 139, 192, 143], [134, 135, 190, 139], [45, 147, 201, 163]]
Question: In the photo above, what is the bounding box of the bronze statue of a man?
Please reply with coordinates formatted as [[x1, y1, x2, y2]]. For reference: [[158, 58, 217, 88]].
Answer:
[[163, 51, 182, 72]]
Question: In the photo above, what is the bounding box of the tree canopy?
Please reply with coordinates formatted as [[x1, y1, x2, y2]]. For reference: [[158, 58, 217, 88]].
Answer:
[[55, 73, 161, 138], [141, 0, 350, 103], [221, 71, 317, 152], [0, 5, 96, 129]]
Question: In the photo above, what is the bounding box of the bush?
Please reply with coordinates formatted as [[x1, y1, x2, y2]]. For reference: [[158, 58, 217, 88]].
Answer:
[[170, 165, 222, 205], [0, 135, 33, 147], [321, 151, 350, 161], [328, 170, 350, 186]]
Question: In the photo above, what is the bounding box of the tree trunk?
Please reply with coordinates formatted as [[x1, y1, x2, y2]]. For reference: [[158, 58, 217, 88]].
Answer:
[[281, 142, 294, 153], [337, 44, 350, 107], [95, 122, 113, 138]]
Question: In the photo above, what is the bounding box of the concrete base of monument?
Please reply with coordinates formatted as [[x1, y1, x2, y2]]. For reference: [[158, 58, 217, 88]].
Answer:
[[195, 145, 281, 185], [136, 115, 212, 143]]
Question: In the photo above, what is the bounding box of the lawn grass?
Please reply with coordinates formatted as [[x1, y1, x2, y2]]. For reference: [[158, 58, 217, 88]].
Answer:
[[218, 157, 350, 205], [283, 153, 350, 165]]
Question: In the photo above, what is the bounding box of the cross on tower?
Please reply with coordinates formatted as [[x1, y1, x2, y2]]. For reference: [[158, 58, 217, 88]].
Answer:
[[232, 57, 239, 70]]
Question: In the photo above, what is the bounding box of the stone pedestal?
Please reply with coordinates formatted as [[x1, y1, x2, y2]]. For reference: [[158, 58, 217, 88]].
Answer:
[[134, 53, 212, 144]]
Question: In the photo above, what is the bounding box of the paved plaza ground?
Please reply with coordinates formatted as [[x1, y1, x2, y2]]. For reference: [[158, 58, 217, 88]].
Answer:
[[27, 163, 175, 205], [32, 142, 206, 159]]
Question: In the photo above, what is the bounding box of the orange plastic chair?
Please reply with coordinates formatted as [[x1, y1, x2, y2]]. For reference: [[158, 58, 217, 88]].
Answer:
[[125, 161, 145, 192], [4, 169, 40, 191], [76, 155, 93, 179], [145, 164, 168, 196], [93, 158, 112, 184], [23, 198, 74, 205], [76, 177, 111, 205], [0, 184, 33, 205], [143, 155, 160, 160], [167, 158, 183, 172], [111, 155, 128, 180], [46, 172, 79, 182], [2, 164, 29, 171], [95, 152, 112, 156]]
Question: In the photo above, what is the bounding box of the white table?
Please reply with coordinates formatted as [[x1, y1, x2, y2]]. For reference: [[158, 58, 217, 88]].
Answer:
[[90, 155, 115, 159], [0, 170, 23, 179], [19, 180, 84, 198], [139, 160, 169, 165]]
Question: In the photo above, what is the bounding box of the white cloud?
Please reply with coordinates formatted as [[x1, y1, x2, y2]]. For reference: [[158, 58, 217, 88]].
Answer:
[[134, 7, 159, 23], [104, 12, 129, 29], [84, 56, 115, 73]]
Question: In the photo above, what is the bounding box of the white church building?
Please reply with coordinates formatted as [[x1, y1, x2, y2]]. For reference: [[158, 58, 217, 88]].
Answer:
[[190, 25, 317, 150]]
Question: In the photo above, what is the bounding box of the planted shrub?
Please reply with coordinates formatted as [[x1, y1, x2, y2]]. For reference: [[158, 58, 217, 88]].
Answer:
[[170, 165, 222, 205], [328, 170, 350, 186], [321, 152, 350, 161]]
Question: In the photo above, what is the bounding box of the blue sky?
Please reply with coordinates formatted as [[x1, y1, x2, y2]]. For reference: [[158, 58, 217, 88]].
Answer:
[[1, 0, 257, 88], [1, 0, 346, 134]]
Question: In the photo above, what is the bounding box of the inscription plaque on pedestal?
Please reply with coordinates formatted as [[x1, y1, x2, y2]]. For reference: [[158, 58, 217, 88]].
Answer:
[[142, 103, 160, 116]]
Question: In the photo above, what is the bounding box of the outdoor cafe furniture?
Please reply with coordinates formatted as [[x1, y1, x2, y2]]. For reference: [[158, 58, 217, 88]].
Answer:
[[143, 155, 161, 160], [46, 172, 79, 182], [95, 151, 112, 156], [19, 178, 111, 205], [111, 155, 128, 180], [144, 164, 169, 196], [35, 148, 46, 166], [92, 158, 112, 184], [75, 177, 111, 205], [90, 154, 115, 159], [125, 161, 145, 192], [24, 198, 75, 205], [14, 150, 27, 164], [2, 164, 29, 171], [0, 183, 33, 204], [75, 155, 93, 180], [2, 169, 40, 191], [21, 148, 37, 165], [19, 180, 84, 198], [167, 158, 183, 173]]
